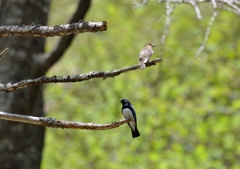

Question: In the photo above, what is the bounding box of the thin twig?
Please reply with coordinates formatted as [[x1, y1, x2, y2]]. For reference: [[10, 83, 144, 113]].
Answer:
[[217, 3, 240, 14], [190, 0, 202, 19], [0, 58, 162, 92], [0, 48, 9, 59], [195, 11, 218, 57], [225, 1, 240, 13], [0, 111, 132, 130], [211, 0, 217, 9], [156, 0, 240, 14], [161, 1, 174, 55]]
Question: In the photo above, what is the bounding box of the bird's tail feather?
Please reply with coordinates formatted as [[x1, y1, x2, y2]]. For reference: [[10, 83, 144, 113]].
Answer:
[[140, 61, 146, 69], [131, 128, 140, 138]]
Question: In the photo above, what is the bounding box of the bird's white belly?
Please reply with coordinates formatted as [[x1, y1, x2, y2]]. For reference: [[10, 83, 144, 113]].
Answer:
[[122, 108, 136, 130], [122, 108, 133, 118]]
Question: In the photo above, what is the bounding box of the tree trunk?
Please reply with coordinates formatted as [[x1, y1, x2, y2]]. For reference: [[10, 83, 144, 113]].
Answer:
[[0, 1, 49, 169]]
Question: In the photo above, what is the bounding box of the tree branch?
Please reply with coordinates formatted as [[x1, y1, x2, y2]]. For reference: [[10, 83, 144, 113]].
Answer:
[[32, 0, 93, 78], [225, 1, 240, 13], [158, 0, 239, 58], [0, 21, 107, 38], [160, 1, 174, 56], [156, 0, 240, 16], [190, 0, 202, 19], [0, 58, 162, 92], [217, 3, 240, 14], [0, 111, 132, 130], [0, 48, 9, 59], [195, 10, 218, 57]]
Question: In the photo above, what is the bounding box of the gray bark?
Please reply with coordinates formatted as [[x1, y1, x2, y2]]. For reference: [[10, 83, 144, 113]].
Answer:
[[0, 1, 49, 169]]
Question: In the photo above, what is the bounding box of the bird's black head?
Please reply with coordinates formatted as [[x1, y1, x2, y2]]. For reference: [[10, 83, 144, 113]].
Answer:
[[120, 98, 130, 105]]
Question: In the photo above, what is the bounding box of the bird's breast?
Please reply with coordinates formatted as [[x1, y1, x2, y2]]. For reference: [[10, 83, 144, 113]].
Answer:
[[122, 108, 134, 119]]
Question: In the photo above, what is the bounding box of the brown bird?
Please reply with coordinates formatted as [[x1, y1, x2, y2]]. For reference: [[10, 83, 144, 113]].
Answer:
[[139, 43, 155, 69]]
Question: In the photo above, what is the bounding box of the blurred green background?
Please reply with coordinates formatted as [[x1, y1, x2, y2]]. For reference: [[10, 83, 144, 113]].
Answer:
[[41, 0, 240, 168]]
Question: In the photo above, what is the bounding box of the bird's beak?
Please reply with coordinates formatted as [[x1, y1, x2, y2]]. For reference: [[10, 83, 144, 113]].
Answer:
[[152, 44, 156, 47]]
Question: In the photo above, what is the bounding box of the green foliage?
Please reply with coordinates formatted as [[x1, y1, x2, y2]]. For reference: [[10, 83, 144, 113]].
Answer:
[[42, 1, 240, 168]]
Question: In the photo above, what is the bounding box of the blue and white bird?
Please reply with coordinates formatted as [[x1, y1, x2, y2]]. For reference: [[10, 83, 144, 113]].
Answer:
[[120, 98, 140, 138]]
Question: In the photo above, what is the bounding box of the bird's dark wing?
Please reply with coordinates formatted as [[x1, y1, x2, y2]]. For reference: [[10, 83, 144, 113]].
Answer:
[[129, 105, 137, 122]]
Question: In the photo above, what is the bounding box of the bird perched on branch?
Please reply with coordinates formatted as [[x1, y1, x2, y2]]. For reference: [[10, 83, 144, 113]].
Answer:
[[139, 43, 155, 69], [120, 98, 140, 138]]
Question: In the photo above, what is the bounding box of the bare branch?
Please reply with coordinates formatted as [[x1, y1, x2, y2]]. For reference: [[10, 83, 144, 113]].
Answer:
[[212, 0, 217, 9], [0, 111, 132, 130], [0, 58, 162, 92], [0, 21, 107, 38], [195, 11, 218, 57], [157, 0, 239, 4], [160, 0, 239, 57], [161, 1, 174, 55], [225, 1, 240, 13], [217, 3, 240, 14], [157, 0, 240, 18], [0, 48, 9, 59], [190, 1, 202, 19], [32, 0, 92, 77]]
